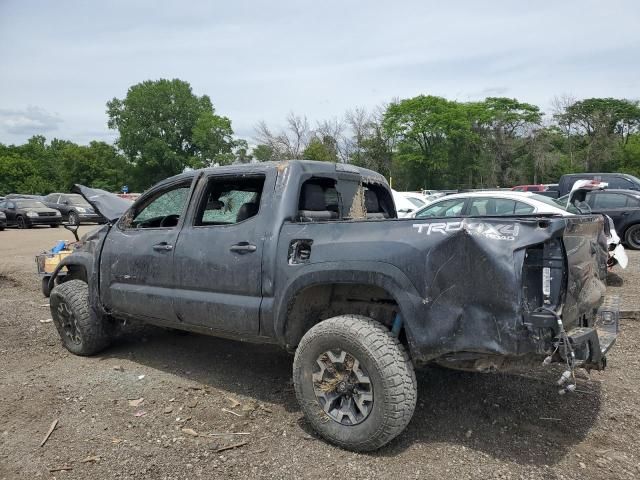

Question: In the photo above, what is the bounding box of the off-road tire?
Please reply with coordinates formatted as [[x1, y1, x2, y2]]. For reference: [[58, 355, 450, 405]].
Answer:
[[293, 315, 417, 451], [50, 280, 113, 356], [624, 224, 640, 250], [68, 211, 80, 226]]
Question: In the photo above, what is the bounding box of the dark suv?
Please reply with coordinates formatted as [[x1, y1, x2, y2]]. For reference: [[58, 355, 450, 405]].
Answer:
[[43, 193, 103, 225], [558, 173, 640, 197]]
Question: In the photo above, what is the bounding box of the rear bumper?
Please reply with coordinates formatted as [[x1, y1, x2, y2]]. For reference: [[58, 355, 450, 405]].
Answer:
[[522, 297, 618, 371], [565, 296, 619, 370]]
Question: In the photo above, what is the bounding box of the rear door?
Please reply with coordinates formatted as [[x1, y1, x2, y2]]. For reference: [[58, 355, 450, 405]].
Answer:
[[587, 192, 630, 232], [172, 172, 269, 335], [99, 178, 193, 322]]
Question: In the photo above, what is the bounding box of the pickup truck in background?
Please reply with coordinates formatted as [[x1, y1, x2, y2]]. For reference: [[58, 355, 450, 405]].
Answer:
[[47, 160, 617, 451]]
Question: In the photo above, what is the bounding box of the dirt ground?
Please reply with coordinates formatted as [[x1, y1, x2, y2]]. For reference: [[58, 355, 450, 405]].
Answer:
[[1, 226, 639, 480]]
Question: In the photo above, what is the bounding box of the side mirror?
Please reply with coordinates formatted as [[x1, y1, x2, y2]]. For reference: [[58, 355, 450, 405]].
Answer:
[[63, 200, 70, 205]]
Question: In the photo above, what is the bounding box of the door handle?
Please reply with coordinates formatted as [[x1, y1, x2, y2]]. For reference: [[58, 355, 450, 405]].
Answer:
[[230, 243, 257, 253], [153, 242, 173, 251]]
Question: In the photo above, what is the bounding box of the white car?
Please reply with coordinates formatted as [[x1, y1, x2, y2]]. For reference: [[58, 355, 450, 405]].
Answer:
[[411, 191, 568, 218], [392, 190, 427, 218], [412, 190, 627, 268]]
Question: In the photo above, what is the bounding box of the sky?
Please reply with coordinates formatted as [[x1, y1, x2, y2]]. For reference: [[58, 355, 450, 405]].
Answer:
[[0, 0, 639, 146]]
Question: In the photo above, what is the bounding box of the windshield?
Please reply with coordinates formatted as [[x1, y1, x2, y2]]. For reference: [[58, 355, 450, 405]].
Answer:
[[405, 197, 426, 208], [552, 193, 587, 214], [529, 193, 568, 210], [16, 200, 46, 208], [67, 194, 90, 206]]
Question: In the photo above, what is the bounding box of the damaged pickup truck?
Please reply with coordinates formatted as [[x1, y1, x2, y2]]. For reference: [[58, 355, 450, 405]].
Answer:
[[48, 160, 618, 451]]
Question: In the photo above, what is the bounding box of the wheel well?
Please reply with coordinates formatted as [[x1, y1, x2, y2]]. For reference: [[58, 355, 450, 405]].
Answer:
[[284, 283, 400, 347], [64, 264, 88, 283]]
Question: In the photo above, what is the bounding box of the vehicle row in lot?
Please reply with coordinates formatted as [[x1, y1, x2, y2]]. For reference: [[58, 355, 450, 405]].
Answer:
[[42, 193, 103, 225], [0, 193, 106, 228], [0, 198, 63, 228]]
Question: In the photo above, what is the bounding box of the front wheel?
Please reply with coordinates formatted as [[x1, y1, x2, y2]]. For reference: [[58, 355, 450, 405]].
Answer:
[[293, 315, 417, 451], [624, 224, 640, 250], [50, 280, 113, 355], [68, 211, 80, 226], [16, 216, 29, 229]]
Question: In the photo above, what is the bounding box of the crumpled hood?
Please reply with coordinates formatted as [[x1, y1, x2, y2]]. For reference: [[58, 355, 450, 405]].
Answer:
[[72, 185, 132, 222]]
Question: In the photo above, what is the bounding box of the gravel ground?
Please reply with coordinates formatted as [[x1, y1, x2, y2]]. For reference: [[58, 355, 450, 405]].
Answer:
[[1, 226, 639, 480]]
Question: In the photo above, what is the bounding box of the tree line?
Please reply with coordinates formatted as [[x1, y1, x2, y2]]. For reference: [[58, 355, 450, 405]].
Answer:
[[1, 78, 639, 195]]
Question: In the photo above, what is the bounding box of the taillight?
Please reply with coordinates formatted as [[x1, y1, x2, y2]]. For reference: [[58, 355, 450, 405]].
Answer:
[[523, 239, 564, 311]]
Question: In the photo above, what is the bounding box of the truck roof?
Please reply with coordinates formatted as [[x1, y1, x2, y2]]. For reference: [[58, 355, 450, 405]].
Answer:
[[195, 160, 388, 183]]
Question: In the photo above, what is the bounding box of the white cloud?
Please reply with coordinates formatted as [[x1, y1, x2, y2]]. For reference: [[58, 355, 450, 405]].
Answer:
[[0, 106, 63, 135]]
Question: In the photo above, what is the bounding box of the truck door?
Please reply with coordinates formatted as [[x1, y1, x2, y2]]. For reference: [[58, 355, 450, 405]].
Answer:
[[588, 192, 630, 232], [99, 179, 193, 322], [172, 173, 267, 335]]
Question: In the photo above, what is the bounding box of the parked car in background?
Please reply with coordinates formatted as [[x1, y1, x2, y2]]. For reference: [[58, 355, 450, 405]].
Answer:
[[392, 190, 422, 217], [412, 191, 568, 218], [0, 198, 62, 228], [117, 193, 141, 202], [43, 193, 103, 225], [558, 173, 640, 197], [0, 211, 6, 230], [511, 184, 546, 192], [400, 191, 430, 209], [556, 188, 640, 249]]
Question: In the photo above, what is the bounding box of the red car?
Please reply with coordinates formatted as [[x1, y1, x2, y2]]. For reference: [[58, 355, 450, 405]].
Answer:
[[511, 184, 546, 192]]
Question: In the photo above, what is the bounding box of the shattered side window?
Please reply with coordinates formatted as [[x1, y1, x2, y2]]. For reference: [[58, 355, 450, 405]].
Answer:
[[195, 175, 265, 226], [129, 186, 190, 228]]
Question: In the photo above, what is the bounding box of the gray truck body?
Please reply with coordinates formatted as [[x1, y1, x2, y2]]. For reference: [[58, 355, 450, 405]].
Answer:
[[52, 160, 616, 371]]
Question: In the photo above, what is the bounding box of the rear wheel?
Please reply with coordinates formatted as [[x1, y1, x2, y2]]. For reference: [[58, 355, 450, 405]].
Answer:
[[624, 224, 640, 250], [50, 280, 113, 355], [293, 315, 417, 451]]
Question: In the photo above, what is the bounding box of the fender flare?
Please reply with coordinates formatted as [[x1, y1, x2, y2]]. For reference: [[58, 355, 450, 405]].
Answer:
[[273, 260, 423, 352], [48, 252, 94, 292]]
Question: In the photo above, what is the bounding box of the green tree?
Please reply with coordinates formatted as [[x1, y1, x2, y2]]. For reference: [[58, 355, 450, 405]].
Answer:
[[303, 137, 337, 162], [107, 79, 234, 189], [252, 144, 275, 162], [471, 97, 542, 186], [383, 95, 473, 189]]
